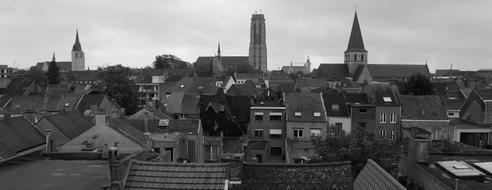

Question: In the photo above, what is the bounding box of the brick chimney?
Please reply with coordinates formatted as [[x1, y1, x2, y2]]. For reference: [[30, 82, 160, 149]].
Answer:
[[408, 127, 431, 163]]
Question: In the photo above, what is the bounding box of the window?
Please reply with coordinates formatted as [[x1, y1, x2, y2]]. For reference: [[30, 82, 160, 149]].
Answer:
[[310, 128, 321, 138], [335, 123, 343, 135], [205, 145, 219, 161], [182, 140, 195, 162], [269, 112, 282, 120], [254, 112, 264, 120], [380, 130, 386, 137], [269, 129, 282, 138], [358, 123, 366, 131], [293, 129, 303, 138], [215, 81, 223, 87], [383, 97, 392, 103], [380, 113, 387, 123], [433, 129, 439, 140], [390, 113, 396, 123], [390, 130, 396, 140], [448, 112, 455, 116], [331, 104, 339, 111], [359, 109, 367, 113], [354, 54, 357, 61], [361, 54, 365, 61], [313, 112, 321, 117], [254, 129, 264, 138], [294, 112, 302, 117]]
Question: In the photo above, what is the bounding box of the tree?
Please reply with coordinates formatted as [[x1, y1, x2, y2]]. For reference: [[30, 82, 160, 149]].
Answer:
[[194, 61, 213, 77], [310, 130, 400, 177], [153, 54, 190, 69], [103, 65, 138, 115], [28, 66, 48, 85], [47, 61, 60, 84], [402, 73, 434, 95]]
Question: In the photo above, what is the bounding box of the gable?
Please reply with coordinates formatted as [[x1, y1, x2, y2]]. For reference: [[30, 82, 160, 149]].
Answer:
[[460, 91, 485, 124]]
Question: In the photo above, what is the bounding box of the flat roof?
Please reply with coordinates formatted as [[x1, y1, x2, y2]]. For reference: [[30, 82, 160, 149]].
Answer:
[[0, 159, 108, 190]]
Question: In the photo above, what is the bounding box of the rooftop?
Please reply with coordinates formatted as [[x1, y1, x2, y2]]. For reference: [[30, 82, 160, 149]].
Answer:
[[123, 160, 229, 190], [399, 95, 448, 120], [0, 159, 107, 190]]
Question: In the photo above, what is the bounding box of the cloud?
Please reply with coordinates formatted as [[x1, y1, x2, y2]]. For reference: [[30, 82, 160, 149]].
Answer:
[[0, 0, 490, 72]]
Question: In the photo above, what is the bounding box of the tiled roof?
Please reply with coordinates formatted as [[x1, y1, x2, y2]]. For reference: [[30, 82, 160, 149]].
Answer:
[[242, 162, 352, 190], [195, 56, 249, 70], [433, 81, 466, 110], [75, 94, 105, 112], [107, 119, 151, 147], [363, 83, 399, 105], [68, 71, 104, 82], [124, 160, 229, 190], [400, 95, 447, 120], [39, 61, 72, 72], [43, 111, 93, 139], [161, 77, 218, 95], [161, 92, 200, 115], [272, 81, 295, 93], [296, 79, 326, 89], [181, 94, 201, 115], [475, 89, 492, 100], [354, 159, 406, 190], [314, 64, 349, 81], [285, 92, 327, 122], [6, 95, 44, 113], [0, 117, 45, 160], [322, 92, 367, 117], [367, 64, 430, 79], [128, 106, 172, 120], [226, 82, 258, 97], [1, 78, 40, 96], [128, 119, 200, 135], [267, 70, 291, 81]]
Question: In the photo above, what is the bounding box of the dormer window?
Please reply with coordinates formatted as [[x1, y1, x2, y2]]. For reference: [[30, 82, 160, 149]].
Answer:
[[383, 97, 392, 103], [313, 112, 321, 117], [197, 86, 204, 90], [294, 112, 302, 117], [180, 84, 184, 88], [215, 81, 223, 87], [158, 119, 169, 127], [64, 103, 70, 107], [331, 104, 339, 111]]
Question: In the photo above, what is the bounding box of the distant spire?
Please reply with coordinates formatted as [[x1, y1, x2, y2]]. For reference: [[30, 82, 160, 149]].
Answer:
[[217, 42, 221, 57], [72, 29, 82, 51], [346, 11, 366, 52], [290, 60, 293, 67], [52, 52, 56, 62], [306, 56, 311, 63]]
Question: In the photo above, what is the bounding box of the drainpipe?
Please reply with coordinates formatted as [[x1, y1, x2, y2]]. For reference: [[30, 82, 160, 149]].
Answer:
[[44, 130, 52, 152], [454, 178, 459, 190]]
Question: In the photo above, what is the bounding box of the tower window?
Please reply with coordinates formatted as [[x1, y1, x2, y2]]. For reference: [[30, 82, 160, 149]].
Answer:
[[361, 54, 364, 62], [354, 54, 357, 61]]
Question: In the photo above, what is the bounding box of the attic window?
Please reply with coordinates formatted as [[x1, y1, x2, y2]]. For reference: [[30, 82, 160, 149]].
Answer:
[[197, 86, 204, 90], [84, 110, 91, 116], [180, 84, 184, 88], [383, 97, 392, 103], [215, 81, 223, 87], [332, 104, 339, 111], [448, 97, 457, 100], [294, 112, 302, 117], [158, 119, 169, 127], [313, 112, 321, 117], [64, 103, 70, 107]]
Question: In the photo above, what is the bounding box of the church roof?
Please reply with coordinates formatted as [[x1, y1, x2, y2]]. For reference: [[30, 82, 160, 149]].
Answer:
[[194, 56, 249, 70], [367, 64, 430, 79], [314, 64, 349, 81], [72, 30, 82, 52], [346, 12, 367, 53]]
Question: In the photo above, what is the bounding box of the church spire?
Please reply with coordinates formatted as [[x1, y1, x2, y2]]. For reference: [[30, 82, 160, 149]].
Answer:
[[52, 52, 56, 62], [217, 42, 221, 57], [346, 11, 366, 52], [72, 30, 82, 52]]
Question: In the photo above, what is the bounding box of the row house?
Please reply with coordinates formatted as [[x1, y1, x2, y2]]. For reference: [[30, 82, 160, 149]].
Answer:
[[363, 83, 401, 140], [322, 92, 369, 135], [246, 100, 285, 163], [433, 81, 466, 118], [284, 92, 327, 164], [456, 89, 492, 148]]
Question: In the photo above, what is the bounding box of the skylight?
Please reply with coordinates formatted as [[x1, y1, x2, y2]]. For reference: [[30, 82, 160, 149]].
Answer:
[[313, 112, 321, 117], [294, 112, 302, 117], [383, 97, 392, 102]]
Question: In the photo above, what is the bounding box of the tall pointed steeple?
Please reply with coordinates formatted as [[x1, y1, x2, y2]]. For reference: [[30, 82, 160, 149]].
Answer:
[[346, 12, 366, 52], [72, 30, 82, 52], [71, 29, 85, 71], [217, 42, 221, 57], [52, 52, 56, 62], [345, 11, 368, 75]]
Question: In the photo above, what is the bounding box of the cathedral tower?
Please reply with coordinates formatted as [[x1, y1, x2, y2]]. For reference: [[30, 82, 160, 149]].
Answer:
[[71, 30, 85, 71], [344, 12, 367, 75], [248, 13, 267, 72]]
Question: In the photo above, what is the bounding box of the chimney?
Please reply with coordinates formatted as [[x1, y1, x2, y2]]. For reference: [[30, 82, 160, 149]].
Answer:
[[95, 114, 107, 125], [408, 127, 431, 163], [108, 147, 120, 187]]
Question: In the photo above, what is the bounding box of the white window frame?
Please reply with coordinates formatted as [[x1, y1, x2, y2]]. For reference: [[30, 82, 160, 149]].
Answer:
[[383, 97, 392, 102], [313, 112, 321, 117], [390, 113, 396, 123], [331, 104, 339, 111], [380, 129, 386, 137], [294, 112, 302, 117], [310, 128, 321, 138], [380, 113, 386, 123]]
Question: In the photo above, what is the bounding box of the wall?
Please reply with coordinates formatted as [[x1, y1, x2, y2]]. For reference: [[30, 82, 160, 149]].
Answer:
[[242, 162, 353, 190], [350, 105, 376, 133], [375, 106, 400, 139], [60, 123, 144, 154], [248, 108, 285, 149], [286, 121, 326, 141], [401, 120, 451, 141], [328, 116, 352, 134]]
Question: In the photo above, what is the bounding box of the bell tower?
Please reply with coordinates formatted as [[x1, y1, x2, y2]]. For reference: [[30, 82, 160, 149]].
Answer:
[[344, 12, 367, 75], [248, 12, 267, 72]]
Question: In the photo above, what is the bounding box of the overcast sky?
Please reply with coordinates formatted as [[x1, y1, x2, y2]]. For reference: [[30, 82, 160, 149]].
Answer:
[[1, 0, 491, 72]]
